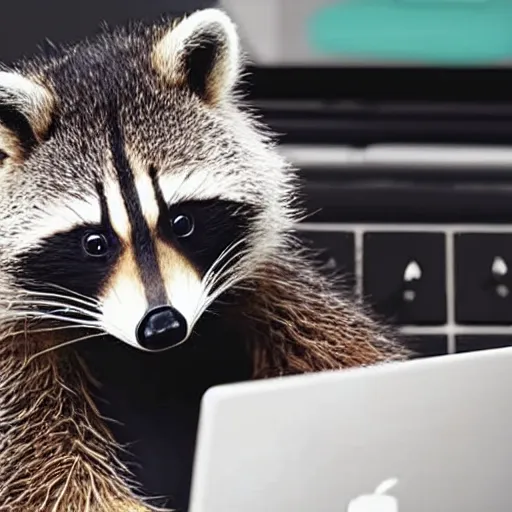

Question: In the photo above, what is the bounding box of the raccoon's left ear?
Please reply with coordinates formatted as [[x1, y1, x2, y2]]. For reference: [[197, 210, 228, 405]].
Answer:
[[153, 8, 242, 104], [0, 71, 54, 165]]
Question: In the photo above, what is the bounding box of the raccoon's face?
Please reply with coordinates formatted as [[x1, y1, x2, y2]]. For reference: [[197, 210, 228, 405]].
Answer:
[[0, 9, 295, 352]]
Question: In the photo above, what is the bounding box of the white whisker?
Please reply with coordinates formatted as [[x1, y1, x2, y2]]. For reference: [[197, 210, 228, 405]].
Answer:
[[14, 290, 101, 309], [200, 244, 252, 301], [201, 237, 248, 287], [203, 272, 249, 311], [32, 282, 102, 304], [192, 244, 241, 320], [0, 299, 102, 321], [0, 311, 101, 328], [202, 248, 252, 296], [191, 238, 254, 327], [192, 274, 248, 327], [191, 240, 249, 323], [4, 324, 103, 338], [25, 332, 106, 365]]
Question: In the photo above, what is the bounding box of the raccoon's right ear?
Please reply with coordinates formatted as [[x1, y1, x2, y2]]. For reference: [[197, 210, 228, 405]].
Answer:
[[0, 71, 54, 166], [153, 8, 242, 104]]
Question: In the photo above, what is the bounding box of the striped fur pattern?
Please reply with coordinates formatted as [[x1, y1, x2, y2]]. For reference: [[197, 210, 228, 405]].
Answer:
[[0, 8, 411, 511]]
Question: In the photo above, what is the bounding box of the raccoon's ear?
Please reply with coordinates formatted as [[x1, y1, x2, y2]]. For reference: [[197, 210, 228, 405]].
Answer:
[[153, 8, 241, 104], [0, 71, 54, 165]]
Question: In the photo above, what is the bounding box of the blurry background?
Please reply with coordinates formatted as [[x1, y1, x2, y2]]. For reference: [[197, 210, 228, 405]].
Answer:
[[4, 0, 512, 360], [0, 0, 213, 63]]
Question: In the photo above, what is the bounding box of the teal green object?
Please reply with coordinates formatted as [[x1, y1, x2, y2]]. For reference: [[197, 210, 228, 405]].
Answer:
[[308, 0, 512, 65]]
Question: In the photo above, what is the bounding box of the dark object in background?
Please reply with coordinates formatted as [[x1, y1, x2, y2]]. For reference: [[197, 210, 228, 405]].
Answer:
[[456, 335, 512, 353], [0, 0, 216, 64], [298, 230, 356, 293], [455, 233, 512, 325], [363, 232, 446, 325], [403, 335, 448, 359]]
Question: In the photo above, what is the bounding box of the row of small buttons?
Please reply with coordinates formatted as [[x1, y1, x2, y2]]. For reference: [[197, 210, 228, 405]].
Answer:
[[299, 230, 512, 325], [298, 227, 512, 356]]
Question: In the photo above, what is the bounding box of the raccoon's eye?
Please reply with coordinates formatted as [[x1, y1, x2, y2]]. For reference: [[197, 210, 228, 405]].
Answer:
[[82, 232, 109, 257], [171, 214, 194, 238]]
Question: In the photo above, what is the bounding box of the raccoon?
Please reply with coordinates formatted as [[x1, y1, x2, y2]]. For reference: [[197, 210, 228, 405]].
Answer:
[[0, 8, 410, 511]]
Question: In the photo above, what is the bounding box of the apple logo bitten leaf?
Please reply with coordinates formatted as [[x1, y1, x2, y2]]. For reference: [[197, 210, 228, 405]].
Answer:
[[374, 478, 398, 495], [347, 478, 399, 512]]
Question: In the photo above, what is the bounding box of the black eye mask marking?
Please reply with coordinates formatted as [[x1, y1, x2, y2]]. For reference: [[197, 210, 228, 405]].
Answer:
[[149, 166, 259, 277], [14, 225, 121, 301], [159, 199, 259, 277], [12, 195, 258, 314]]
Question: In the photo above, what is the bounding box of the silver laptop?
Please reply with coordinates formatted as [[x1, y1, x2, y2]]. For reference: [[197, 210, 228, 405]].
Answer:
[[188, 346, 512, 512]]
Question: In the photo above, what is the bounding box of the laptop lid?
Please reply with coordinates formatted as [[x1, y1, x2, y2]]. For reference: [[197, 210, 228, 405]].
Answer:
[[189, 347, 512, 512]]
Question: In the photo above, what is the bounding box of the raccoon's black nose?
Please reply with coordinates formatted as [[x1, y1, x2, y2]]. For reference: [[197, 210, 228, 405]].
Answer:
[[136, 306, 188, 351]]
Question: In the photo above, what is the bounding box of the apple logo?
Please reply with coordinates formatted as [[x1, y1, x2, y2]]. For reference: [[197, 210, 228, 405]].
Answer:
[[347, 478, 399, 512]]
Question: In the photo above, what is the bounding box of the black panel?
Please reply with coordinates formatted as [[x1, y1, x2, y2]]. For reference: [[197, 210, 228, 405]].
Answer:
[[402, 335, 448, 359], [363, 232, 446, 325], [299, 168, 512, 224], [246, 66, 512, 104], [456, 335, 512, 353], [455, 233, 512, 324], [244, 67, 512, 146], [263, 115, 512, 146], [297, 230, 355, 292]]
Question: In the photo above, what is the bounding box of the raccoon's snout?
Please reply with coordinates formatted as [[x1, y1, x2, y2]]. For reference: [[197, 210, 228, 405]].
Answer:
[[136, 305, 188, 351]]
